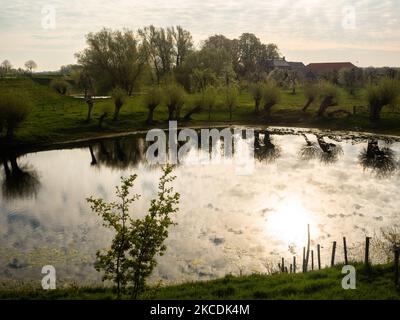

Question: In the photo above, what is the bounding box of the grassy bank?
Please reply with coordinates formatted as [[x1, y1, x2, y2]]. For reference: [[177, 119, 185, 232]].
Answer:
[[1, 78, 400, 152], [1, 263, 399, 300]]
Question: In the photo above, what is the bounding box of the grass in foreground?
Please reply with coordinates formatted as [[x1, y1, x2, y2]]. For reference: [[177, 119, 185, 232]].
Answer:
[[1, 263, 399, 300]]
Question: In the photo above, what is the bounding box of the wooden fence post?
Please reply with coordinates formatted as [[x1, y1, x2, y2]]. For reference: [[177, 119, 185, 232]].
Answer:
[[395, 249, 399, 288], [282, 258, 285, 273], [365, 237, 371, 266], [290, 264, 293, 274], [343, 237, 348, 265], [311, 250, 314, 271], [331, 241, 337, 267], [293, 256, 296, 274], [317, 244, 321, 270], [303, 247, 306, 273], [305, 224, 311, 272]]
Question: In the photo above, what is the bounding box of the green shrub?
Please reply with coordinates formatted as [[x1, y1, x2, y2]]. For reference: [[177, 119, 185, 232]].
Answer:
[[164, 83, 186, 120], [204, 86, 218, 120], [110, 87, 127, 121], [0, 92, 32, 139], [144, 86, 162, 124], [317, 82, 340, 117], [261, 83, 281, 116], [302, 82, 320, 112], [224, 85, 239, 121], [366, 78, 400, 122], [50, 78, 70, 95], [250, 83, 263, 114]]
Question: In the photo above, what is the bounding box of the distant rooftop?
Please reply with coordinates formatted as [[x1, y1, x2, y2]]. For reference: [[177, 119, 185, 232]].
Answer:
[[306, 62, 356, 73]]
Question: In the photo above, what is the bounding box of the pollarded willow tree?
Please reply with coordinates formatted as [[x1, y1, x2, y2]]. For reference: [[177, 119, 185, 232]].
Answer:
[[250, 82, 263, 114], [87, 165, 180, 299], [261, 82, 281, 117], [366, 78, 400, 122], [302, 82, 320, 112], [164, 83, 186, 120], [0, 92, 32, 140], [110, 87, 128, 121], [316, 82, 340, 117], [224, 84, 239, 121], [144, 86, 162, 125]]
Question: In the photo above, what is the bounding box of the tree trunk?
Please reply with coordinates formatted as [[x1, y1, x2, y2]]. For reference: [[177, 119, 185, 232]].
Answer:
[[369, 104, 382, 122], [113, 102, 123, 121], [317, 97, 333, 117], [6, 125, 14, 140], [99, 113, 107, 129], [168, 105, 175, 121], [255, 99, 260, 114], [263, 103, 274, 117], [86, 99, 94, 122], [302, 98, 314, 112], [146, 108, 155, 125]]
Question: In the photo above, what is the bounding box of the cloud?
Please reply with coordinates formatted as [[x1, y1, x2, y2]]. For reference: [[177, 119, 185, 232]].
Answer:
[[0, 0, 399, 69]]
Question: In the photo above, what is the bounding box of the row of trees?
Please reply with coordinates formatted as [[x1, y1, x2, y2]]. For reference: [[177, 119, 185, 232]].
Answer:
[[318, 66, 400, 95], [0, 60, 37, 77], [66, 27, 280, 114]]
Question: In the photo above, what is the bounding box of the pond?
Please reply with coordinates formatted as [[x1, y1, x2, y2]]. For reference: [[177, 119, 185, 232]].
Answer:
[[0, 126, 399, 286]]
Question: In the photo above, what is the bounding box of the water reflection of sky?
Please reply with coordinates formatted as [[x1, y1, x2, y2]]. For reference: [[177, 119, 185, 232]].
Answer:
[[0, 129, 400, 286]]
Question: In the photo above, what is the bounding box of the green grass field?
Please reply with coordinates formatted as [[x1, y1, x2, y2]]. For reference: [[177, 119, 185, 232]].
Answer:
[[1, 263, 399, 300], [1, 77, 400, 149]]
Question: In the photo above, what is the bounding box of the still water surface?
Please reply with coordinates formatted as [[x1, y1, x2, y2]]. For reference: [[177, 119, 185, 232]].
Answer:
[[1, 127, 399, 285]]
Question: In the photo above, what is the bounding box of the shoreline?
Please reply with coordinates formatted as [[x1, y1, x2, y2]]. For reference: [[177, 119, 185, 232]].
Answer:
[[2, 120, 400, 157]]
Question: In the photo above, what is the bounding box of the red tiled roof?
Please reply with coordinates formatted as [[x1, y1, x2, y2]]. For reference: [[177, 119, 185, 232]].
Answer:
[[306, 62, 356, 73]]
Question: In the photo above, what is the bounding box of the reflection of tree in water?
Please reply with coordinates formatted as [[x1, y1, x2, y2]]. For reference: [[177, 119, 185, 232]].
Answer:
[[88, 137, 146, 169], [1, 155, 41, 199], [299, 134, 320, 160], [359, 139, 397, 178], [299, 134, 343, 164], [254, 131, 281, 163], [317, 135, 343, 164]]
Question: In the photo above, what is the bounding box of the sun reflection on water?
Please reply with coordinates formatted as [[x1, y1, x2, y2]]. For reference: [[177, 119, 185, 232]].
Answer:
[[266, 198, 317, 247]]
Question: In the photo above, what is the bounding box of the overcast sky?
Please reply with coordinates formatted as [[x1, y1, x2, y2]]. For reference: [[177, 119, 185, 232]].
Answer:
[[0, 0, 399, 71]]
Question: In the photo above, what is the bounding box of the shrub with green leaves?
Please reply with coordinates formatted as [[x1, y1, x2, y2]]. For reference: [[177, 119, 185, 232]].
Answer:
[[87, 165, 180, 299], [50, 78, 70, 95], [164, 84, 186, 120], [250, 83, 263, 114], [224, 85, 239, 121], [111, 87, 128, 121], [261, 83, 280, 117], [366, 78, 400, 122], [0, 92, 32, 139], [144, 86, 162, 125], [302, 82, 320, 112], [183, 93, 204, 121], [317, 82, 340, 117], [204, 86, 218, 121], [183, 86, 217, 121]]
